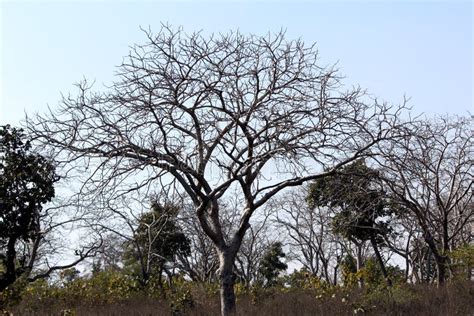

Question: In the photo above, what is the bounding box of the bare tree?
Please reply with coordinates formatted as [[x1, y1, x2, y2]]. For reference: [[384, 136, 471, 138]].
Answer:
[[27, 26, 407, 315], [90, 233, 124, 273], [83, 196, 190, 287], [274, 188, 343, 284], [177, 202, 219, 283], [24, 200, 102, 283], [234, 208, 275, 287], [377, 116, 473, 285], [0, 198, 102, 294]]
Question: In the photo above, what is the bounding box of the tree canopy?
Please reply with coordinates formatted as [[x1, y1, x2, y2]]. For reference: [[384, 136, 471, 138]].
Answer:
[[308, 159, 394, 243]]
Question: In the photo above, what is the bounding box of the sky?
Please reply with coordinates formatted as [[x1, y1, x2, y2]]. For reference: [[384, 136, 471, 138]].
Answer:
[[0, 1, 472, 126]]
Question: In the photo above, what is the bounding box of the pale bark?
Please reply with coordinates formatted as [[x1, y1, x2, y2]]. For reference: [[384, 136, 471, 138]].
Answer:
[[218, 249, 238, 316]]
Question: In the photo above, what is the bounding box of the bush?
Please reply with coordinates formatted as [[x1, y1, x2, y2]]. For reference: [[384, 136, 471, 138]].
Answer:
[[450, 244, 474, 280]]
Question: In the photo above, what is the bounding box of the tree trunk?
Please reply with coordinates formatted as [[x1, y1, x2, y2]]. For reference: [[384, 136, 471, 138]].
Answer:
[[355, 242, 364, 288], [441, 212, 451, 283], [0, 237, 18, 292], [157, 266, 163, 288], [436, 256, 446, 286], [218, 250, 237, 316], [425, 250, 433, 283], [321, 257, 330, 284], [370, 236, 392, 287], [423, 231, 446, 286], [411, 264, 420, 284], [333, 262, 340, 286]]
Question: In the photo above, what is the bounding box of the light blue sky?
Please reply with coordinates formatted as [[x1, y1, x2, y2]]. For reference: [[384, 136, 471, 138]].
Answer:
[[1, 1, 472, 126]]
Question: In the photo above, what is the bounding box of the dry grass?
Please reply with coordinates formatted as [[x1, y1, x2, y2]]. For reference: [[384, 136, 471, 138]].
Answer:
[[5, 281, 474, 316]]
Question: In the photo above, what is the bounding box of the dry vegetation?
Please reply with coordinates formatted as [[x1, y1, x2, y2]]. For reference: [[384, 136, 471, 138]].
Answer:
[[5, 280, 474, 316]]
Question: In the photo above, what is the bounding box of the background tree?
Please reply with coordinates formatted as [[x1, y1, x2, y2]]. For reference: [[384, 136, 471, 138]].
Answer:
[[27, 26, 408, 315], [257, 242, 288, 287], [380, 212, 420, 282], [378, 116, 473, 285], [408, 237, 438, 283], [176, 202, 220, 283], [340, 254, 358, 286], [234, 213, 275, 287], [59, 267, 80, 284], [274, 188, 343, 284], [307, 160, 397, 286], [0, 125, 57, 291], [90, 233, 124, 274], [122, 202, 191, 287], [176, 196, 275, 286]]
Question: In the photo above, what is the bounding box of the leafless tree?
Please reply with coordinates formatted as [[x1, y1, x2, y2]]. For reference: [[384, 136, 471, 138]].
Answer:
[[273, 188, 343, 284], [90, 233, 124, 273], [234, 208, 275, 286], [84, 198, 148, 280], [27, 26, 408, 315], [380, 213, 420, 282], [377, 115, 473, 285], [177, 202, 219, 283]]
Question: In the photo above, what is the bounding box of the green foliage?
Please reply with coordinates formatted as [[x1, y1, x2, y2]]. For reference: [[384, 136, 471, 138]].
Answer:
[[5, 271, 198, 314], [284, 269, 329, 294], [122, 202, 191, 284], [340, 255, 360, 287], [0, 125, 58, 241], [341, 256, 404, 290], [450, 244, 474, 280], [307, 160, 395, 243], [308, 160, 399, 287], [21, 270, 142, 308], [258, 242, 288, 287], [3, 270, 474, 316], [169, 288, 194, 315], [0, 278, 28, 309], [59, 268, 80, 285], [0, 125, 59, 291]]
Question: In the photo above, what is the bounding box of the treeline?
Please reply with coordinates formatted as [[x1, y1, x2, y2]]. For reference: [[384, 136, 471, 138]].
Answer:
[[1, 120, 473, 314]]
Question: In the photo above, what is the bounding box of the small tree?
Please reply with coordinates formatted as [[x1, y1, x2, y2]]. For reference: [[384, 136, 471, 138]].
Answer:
[[275, 188, 344, 284], [123, 202, 190, 287], [0, 125, 58, 291], [176, 202, 220, 283], [234, 215, 274, 287], [340, 254, 358, 287], [258, 242, 288, 287]]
